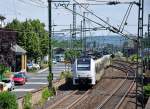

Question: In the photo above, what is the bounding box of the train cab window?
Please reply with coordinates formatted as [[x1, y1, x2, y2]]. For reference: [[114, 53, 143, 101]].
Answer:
[[77, 58, 91, 71]]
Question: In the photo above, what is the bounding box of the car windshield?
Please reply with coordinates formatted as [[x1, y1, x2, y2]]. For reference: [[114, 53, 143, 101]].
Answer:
[[14, 74, 23, 78]]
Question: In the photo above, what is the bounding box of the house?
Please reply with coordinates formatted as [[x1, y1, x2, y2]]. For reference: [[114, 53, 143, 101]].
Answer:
[[11, 44, 27, 71]]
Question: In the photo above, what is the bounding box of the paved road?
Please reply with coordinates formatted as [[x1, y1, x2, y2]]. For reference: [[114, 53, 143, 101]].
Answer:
[[52, 62, 71, 80], [12, 62, 70, 98]]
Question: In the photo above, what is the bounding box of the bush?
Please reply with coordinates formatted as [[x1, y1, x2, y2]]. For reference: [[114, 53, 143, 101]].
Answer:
[[23, 93, 32, 109], [144, 84, 150, 97], [27, 68, 37, 73], [42, 88, 50, 101], [60, 71, 72, 80], [42, 88, 54, 102], [0, 92, 18, 109]]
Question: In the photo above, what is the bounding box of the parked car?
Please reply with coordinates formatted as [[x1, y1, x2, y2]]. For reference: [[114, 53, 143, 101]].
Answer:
[[13, 73, 26, 85], [2, 79, 14, 91], [32, 63, 40, 70], [27, 63, 40, 70], [0, 82, 9, 92], [27, 63, 33, 69]]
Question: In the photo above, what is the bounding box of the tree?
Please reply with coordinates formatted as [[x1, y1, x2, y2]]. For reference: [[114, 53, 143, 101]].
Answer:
[[6, 19, 49, 62], [64, 50, 80, 63]]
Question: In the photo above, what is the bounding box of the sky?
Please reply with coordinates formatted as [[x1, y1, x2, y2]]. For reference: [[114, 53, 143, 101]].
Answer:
[[0, 0, 150, 37]]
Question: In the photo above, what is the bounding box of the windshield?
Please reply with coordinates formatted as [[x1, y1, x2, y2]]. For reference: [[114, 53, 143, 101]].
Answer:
[[14, 74, 24, 78], [77, 58, 91, 71], [2, 79, 10, 83]]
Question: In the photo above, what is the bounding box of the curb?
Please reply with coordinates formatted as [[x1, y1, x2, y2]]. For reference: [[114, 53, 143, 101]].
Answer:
[[37, 67, 49, 74]]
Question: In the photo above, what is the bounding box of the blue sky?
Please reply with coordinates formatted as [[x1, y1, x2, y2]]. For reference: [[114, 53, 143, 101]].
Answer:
[[0, 0, 150, 37]]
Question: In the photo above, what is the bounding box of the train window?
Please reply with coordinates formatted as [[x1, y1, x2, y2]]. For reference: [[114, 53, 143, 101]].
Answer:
[[77, 58, 91, 71]]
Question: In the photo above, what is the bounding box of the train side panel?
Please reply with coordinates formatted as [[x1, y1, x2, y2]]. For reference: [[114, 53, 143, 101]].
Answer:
[[95, 55, 111, 82]]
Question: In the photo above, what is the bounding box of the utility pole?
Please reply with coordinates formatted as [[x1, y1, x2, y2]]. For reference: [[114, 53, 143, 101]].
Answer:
[[48, 0, 53, 89], [136, 0, 144, 109]]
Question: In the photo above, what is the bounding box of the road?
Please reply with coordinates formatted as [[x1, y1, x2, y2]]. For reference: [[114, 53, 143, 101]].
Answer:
[[12, 62, 70, 98], [52, 62, 71, 80]]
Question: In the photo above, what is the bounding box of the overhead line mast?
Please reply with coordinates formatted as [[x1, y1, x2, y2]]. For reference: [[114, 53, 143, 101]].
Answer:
[[136, 0, 144, 108], [148, 14, 150, 37]]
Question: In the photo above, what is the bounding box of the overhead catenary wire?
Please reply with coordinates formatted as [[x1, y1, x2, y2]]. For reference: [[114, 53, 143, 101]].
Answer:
[[30, 0, 48, 7], [62, 4, 136, 41], [61, 5, 105, 28], [73, 0, 135, 36], [119, 3, 133, 32], [72, 0, 137, 40], [17, 0, 47, 8]]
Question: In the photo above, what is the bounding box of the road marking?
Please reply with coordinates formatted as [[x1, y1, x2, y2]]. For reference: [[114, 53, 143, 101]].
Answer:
[[30, 77, 47, 79], [36, 74, 48, 76], [26, 82, 48, 85], [12, 89, 35, 92]]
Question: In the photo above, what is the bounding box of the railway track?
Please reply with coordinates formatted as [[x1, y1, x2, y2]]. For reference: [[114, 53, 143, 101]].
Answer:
[[96, 60, 136, 109], [48, 89, 90, 109], [47, 60, 136, 109]]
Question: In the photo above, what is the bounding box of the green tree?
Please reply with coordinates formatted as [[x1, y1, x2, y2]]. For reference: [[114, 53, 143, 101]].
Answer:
[[6, 19, 49, 62], [64, 49, 80, 63]]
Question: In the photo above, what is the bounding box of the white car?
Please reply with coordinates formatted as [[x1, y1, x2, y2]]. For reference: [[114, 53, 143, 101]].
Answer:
[[27, 63, 33, 69], [32, 63, 40, 70], [2, 79, 14, 91]]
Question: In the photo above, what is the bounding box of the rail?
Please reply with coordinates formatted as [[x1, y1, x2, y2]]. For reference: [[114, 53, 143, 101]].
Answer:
[[47, 89, 90, 109], [96, 61, 136, 109]]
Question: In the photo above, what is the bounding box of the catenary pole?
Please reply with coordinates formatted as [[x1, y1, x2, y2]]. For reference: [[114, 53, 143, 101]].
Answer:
[[48, 0, 53, 89]]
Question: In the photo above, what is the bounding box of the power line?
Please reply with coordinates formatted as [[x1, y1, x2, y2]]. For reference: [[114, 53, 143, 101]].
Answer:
[[62, 4, 136, 41], [17, 0, 47, 8], [30, 0, 48, 7], [72, 0, 138, 40], [119, 3, 133, 32]]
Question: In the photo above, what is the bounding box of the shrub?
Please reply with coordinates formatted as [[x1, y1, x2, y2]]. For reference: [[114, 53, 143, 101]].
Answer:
[[144, 84, 150, 97], [23, 93, 32, 109], [42, 88, 54, 101], [0, 92, 18, 109], [42, 88, 50, 101], [60, 71, 72, 80]]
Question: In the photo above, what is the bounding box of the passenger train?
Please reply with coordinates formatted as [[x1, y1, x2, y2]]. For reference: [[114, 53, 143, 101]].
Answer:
[[72, 55, 112, 85]]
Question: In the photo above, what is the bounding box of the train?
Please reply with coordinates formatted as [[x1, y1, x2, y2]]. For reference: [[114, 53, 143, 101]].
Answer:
[[72, 54, 112, 85]]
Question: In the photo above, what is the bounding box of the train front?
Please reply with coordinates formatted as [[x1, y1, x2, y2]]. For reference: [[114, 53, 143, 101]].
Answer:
[[72, 57, 95, 85]]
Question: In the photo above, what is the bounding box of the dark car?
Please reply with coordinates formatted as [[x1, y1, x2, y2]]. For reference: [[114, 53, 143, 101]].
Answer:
[[13, 73, 26, 85]]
